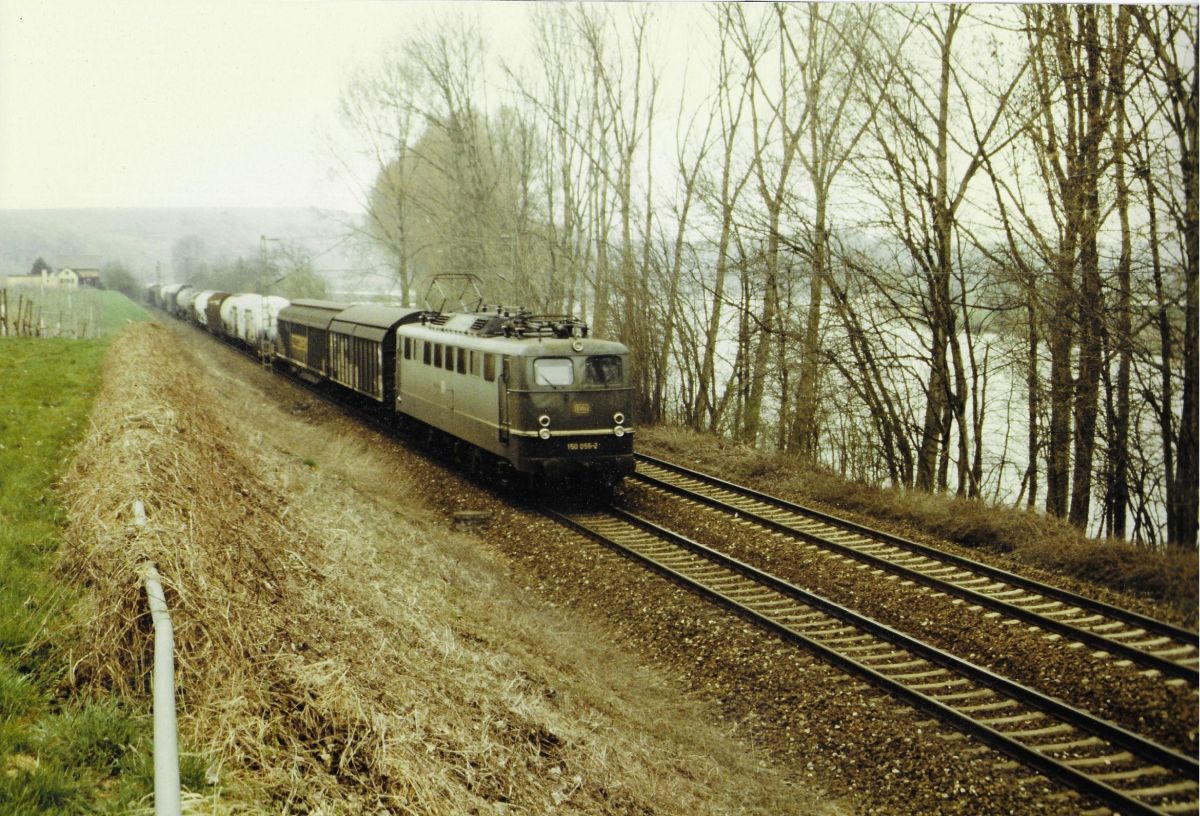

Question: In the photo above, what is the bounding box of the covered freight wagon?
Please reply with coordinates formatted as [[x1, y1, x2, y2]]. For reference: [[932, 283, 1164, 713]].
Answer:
[[326, 305, 423, 403], [275, 299, 349, 380]]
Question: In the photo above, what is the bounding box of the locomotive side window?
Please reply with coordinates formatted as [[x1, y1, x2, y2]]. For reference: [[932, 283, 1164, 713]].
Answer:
[[483, 353, 496, 382], [533, 357, 574, 386], [469, 350, 479, 377], [585, 355, 623, 385], [433, 344, 443, 368], [402, 337, 412, 360], [456, 347, 466, 374], [444, 345, 455, 371], [422, 341, 431, 365]]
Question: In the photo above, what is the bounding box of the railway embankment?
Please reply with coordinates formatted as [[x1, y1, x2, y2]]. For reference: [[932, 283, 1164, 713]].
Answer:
[[55, 321, 824, 814], [635, 427, 1199, 628]]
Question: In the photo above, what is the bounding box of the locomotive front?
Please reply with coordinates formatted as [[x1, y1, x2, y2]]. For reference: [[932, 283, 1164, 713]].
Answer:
[[504, 335, 635, 484]]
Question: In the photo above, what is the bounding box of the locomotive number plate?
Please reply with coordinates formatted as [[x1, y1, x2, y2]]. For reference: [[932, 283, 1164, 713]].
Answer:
[[571, 402, 591, 415], [566, 441, 599, 451]]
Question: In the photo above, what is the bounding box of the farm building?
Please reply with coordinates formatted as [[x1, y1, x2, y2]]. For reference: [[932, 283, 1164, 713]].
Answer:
[[5, 260, 102, 289]]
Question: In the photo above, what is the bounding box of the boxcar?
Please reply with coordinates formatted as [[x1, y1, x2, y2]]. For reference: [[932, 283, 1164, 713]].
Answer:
[[327, 305, 423, 404], [275, 299, 350, 380]]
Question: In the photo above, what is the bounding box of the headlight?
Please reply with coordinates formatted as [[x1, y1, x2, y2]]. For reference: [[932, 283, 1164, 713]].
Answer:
[[538, 428, 551, 440], [613, 412, 625, 425], [614, 426, 625, 437], [538, 414, 551, 428]]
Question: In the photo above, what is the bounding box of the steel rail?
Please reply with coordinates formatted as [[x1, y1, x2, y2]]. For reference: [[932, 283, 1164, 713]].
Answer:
[[633, 454, 1199, 684], [545, 505, 1198, 816]]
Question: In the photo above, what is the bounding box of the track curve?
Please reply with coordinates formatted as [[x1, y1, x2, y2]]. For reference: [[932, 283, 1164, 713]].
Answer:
[[546, 504, 1199, 816], [632, 453, 1199, 686]]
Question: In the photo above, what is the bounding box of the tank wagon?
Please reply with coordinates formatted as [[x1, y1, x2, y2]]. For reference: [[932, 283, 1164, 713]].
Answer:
[[191, 291, 224, 328], [219, 293, 290, 349], [172, 285, 197, 319]]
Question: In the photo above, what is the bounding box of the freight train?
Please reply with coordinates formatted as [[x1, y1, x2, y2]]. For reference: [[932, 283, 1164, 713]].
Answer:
[[146, 280, 635, 490]]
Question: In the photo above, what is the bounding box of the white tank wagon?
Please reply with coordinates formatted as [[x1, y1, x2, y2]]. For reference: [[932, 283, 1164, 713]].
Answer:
[[191, 291, 220, 326], [261, 296, 289, 343], [221, 294, 293, 349], [172, 285, 197, 319], [220, 293, 258, 344]]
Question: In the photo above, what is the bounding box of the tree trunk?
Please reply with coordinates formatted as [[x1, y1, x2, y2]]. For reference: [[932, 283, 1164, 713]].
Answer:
[[1068, 6, 1107, 531]]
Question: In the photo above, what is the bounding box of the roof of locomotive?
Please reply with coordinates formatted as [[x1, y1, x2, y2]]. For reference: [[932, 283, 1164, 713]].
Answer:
[[411, 307, 593, 338], [400, 319, 627, 357]]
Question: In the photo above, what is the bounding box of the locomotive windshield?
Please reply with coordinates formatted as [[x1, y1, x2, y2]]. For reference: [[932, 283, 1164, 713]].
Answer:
[[585, 355, 623, 385], [533, 357, 573, 386], [532, 355, 624, 387]]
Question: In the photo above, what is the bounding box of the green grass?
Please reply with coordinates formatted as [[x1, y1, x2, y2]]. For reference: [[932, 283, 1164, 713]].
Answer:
[[0, 329, 197, 814]]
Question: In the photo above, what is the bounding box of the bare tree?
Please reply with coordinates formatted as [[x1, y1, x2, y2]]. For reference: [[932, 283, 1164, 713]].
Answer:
[[691, 5, 756, 434], [860, 4, 1026, 494], [1131, 6, 1198, 548]]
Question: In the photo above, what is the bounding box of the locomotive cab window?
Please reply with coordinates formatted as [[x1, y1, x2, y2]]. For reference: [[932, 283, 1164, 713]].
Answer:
[[403, 337, 412, 360], [483, 353, 496, 382], [533, 357, 574, 386], [585, 355, 623, 385]]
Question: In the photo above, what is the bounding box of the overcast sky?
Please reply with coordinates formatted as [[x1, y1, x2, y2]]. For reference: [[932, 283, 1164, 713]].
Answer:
[[0, 0, 535, 212]]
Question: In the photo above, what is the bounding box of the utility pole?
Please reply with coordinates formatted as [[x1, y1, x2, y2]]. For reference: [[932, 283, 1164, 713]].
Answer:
[[259, 235, 284, 291]]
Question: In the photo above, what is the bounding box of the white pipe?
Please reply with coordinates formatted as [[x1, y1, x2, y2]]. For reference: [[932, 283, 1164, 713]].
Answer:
[[136, 501, 181, 816]]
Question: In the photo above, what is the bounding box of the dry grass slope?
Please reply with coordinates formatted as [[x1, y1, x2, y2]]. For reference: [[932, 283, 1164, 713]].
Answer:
[[55, 323, 824, 815]]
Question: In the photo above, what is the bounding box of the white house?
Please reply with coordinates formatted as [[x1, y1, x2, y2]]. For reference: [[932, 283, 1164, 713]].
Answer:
[[5, 260, 102, 289]]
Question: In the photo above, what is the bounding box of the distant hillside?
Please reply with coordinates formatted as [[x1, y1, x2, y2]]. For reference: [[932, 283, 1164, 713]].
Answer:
[[0, 207, 369, 285]]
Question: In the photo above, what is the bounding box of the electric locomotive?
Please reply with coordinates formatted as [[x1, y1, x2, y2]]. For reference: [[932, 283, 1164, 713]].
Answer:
[[396, 307, 634, 485]]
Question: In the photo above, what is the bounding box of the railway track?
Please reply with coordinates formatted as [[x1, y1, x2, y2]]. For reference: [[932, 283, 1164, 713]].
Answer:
[[631, 454, 1200, 686], [198, 323, 1198, 692], [546, 505, 1199, 816], [184, 322, 1199, 812]]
